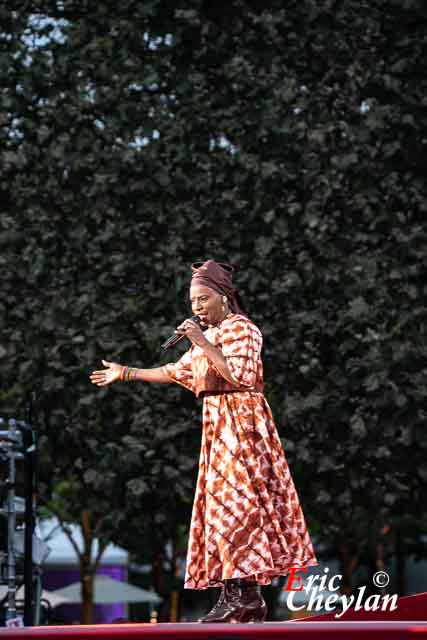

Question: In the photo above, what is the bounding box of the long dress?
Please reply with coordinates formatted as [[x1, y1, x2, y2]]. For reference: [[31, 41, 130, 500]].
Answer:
[[163, 313, 317, 589]]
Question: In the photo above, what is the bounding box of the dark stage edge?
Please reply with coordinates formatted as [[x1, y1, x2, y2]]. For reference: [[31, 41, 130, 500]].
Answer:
[[1, 622, 427, 639]]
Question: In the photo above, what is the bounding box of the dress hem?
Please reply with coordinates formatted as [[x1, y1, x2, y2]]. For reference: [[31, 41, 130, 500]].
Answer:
[[184, 558, 319, 590]]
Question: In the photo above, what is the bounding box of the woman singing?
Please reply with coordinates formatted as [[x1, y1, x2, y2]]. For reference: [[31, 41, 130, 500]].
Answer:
[[90, 260, 317, 623]]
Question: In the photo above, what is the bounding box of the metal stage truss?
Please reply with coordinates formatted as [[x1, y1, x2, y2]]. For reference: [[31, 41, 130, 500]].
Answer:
[[1, 415, 48, 626]]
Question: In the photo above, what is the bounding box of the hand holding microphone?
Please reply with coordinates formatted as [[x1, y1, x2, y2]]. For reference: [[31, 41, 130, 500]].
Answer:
[[161, 315, 207, 350]]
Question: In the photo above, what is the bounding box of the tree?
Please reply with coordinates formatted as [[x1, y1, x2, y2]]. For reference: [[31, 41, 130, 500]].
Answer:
[[1, 0, 427, 621]]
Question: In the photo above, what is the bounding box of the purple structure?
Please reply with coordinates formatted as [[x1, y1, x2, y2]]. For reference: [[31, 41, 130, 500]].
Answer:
[[42, 566, 127, 624], [37, 518, 129, 624]]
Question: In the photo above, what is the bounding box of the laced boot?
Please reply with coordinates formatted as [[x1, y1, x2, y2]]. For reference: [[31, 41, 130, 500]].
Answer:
[[199, 579, 267, 623], [199, 579, 242, 623], [197, 583, 226, 623], [237, 581, 268, 623]]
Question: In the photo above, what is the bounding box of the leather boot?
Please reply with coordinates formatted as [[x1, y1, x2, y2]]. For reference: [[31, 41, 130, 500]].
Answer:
[[199, 579, 242, 623], [199, 579, 267, 623], [197, 583, 226, 623], [237, 581, 268, 623]]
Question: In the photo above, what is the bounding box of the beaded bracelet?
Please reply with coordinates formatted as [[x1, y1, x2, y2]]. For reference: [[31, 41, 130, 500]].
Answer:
[[121, 366, 138, 382]]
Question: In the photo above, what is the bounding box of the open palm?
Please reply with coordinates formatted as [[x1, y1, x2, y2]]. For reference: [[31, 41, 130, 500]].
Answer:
[[90, 360, 122, 386]]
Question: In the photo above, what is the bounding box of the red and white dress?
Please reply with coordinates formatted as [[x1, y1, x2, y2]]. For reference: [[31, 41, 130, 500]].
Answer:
[[163, 313, 317, 589]]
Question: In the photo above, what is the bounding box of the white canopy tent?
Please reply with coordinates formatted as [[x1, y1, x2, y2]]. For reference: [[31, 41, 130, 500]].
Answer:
[[51, 575, 162, 605], [0, 585, 71, 609], [36, 517, 128, 567]]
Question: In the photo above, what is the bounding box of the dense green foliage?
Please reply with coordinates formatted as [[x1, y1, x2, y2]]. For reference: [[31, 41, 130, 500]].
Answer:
[[1, 0, 427, 618]]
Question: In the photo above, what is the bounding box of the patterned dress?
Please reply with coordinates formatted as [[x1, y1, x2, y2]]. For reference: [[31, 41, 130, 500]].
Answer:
[[163, 313, 317, 589]]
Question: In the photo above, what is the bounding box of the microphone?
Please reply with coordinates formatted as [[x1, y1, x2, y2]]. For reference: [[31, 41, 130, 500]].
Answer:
[[161, 315, 207, 350]]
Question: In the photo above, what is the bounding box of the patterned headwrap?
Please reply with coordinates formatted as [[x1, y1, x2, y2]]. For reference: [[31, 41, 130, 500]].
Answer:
[[191, 260, 244, 315]]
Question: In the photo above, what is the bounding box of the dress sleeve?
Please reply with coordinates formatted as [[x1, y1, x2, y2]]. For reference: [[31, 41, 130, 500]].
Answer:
[[219, 318, 262, 388], [162, 348, 195, 393]]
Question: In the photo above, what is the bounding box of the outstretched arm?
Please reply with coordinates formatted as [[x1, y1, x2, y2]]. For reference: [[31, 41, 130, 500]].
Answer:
[[90, 360, 171, 387]]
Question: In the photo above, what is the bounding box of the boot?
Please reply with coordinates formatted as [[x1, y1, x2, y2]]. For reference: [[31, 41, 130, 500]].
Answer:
[[199, 579, 267, 623], [197, 583, 226, 623], [237, 581, 268, 623], [198, 579, 241, 623]]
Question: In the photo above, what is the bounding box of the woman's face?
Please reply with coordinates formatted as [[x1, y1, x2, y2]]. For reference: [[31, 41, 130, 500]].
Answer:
[[189, 285, 226, 326]]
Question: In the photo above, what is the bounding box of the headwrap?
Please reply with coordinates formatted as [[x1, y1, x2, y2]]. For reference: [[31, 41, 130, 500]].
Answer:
[[191, 260, 244, 315]]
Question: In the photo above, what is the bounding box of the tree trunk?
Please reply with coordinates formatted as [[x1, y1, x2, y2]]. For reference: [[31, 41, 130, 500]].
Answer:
[[374, 523, 389, 591], [170, 591, 179, 623], [79, 550, 95, 625], [152, 545, 166, 621], [80, 511, 94, 624], [338, 542, 359, 596], [395, 527, 406, 596], [170, 534, 180, 622], [153, 548, 165, 590]]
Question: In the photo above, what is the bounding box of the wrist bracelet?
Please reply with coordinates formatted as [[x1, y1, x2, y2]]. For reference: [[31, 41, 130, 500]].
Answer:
[[121, 366, 138, 382]]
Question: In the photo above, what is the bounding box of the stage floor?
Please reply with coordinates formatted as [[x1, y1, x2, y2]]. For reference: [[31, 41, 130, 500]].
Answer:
[[1, 621, 427, 639]]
